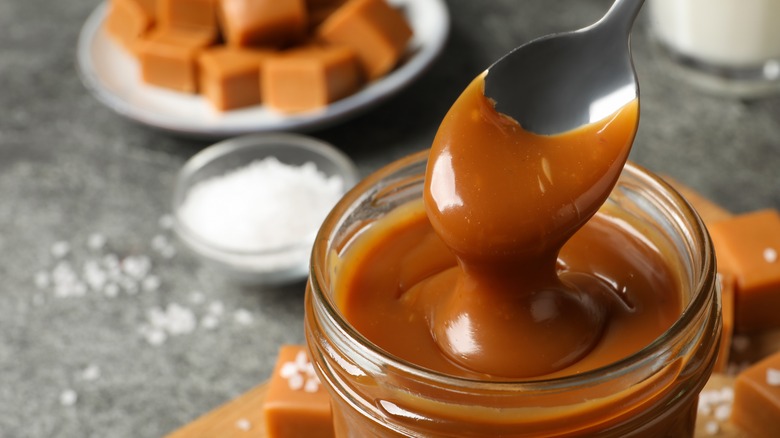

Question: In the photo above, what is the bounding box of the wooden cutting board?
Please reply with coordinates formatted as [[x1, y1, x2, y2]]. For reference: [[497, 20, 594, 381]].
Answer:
[[165, 373, 746, 437], [165, 383, 269, 438]]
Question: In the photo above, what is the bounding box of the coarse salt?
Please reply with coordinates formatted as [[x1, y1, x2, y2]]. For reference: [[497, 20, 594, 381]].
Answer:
[[767, 367, 780, 386], [87, 233, 107, 251], [81, 364, 101, 381], [698, 386, 735, 434], [235, 419, 251, 431], [279, 350, 321, 392], [51, 241, 71, 258], [713, 403, 731, 421], [704, 420, 719, 435], [200, 314, 220, 330], [178, 157, 344, 254], [764, 247, 778, 263], [59, 389, 78, 406], [234, 308, 253, 326]]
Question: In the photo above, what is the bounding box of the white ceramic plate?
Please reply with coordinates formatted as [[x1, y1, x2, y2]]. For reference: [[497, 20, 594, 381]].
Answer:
[[76, 0, 450, 138]]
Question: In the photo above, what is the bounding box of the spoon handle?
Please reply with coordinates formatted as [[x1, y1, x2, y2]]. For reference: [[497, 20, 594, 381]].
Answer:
[[599, 0, 646, 36]]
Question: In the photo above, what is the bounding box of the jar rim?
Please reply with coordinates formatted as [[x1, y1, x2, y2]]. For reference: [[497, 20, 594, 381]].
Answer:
[[309, 150, 717, 390]]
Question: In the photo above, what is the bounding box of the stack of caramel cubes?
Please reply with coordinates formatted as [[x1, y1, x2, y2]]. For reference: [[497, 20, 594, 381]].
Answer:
[[105, 0, 413, 112]]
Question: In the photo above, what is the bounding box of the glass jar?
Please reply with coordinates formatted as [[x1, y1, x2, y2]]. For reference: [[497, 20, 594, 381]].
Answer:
[[305, 150, 721, 437]]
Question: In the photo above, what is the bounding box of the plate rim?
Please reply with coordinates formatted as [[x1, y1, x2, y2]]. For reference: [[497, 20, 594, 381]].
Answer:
[[76, 0, 451, 139]]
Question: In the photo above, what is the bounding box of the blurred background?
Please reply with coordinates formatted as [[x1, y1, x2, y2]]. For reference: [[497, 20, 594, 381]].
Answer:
[[1, 0, 779, 436]]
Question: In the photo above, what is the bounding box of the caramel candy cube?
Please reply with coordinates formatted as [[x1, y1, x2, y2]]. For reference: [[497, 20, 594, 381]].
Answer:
[[731, 351, 780, 437], [264, 345, 335, 438], [218, 0, 307, 48], [136, 0, 158, 18], [263, 45, 361, 113], [137, 27, 216, 93], [105, 0, 155, 55], [317, 0, 412, 80], [158, 0, 218, 31], [709, 209, 780, 333], [306, 0, 347, 29], [198, 47, 273, 111]]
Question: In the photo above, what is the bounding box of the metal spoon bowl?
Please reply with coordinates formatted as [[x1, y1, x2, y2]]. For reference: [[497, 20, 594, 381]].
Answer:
[[484, 0, 645, 135]]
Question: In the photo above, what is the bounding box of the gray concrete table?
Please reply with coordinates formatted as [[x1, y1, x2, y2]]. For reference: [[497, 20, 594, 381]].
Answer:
[[1, 0, 779, 436]]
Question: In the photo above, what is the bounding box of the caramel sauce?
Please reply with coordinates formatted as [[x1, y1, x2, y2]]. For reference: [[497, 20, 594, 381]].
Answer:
[[333, 74, 682, 380]]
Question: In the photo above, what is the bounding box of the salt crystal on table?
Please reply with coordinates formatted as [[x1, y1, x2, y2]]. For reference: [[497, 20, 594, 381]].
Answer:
[[208, 300, 224, 316], [103, 283, 120, 298], [151, 234, 171, 252], [142, 275, 161, 292], [51, 241, 70, 258], [123, 255, 151, 280], [34, 271, 50, 289], [81, 364, 101, 381], [87, 233, 107, 251], [83, 259, 108, 291], [144, 328, 167, 346], [59, 389, 78, 406], [234, 308, 253, 325], [166, 303, 196, 335], [200, 314, 220, 330], [189, 290, 205, 304]]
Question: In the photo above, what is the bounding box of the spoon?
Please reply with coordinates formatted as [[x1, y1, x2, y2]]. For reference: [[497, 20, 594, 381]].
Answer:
[[484, 0, 645, 135]]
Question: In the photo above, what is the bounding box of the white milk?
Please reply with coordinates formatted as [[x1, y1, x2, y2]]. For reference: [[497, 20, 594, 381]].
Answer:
[[648, 0, 780, 67]]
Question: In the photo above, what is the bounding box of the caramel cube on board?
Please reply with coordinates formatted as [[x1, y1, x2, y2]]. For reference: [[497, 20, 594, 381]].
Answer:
[[317, 0, 412, 80], [731, 351, 780, 437], [709, 209, 780, 333], [137, 27, 216, 93], [136, 0, 158, 18], [158, 0, 218, 31], [105, 0, 155, 55], [218, 0, 307, 48], [198, 47, 274, 111], [262, 45, 362, 113], [264, 345, 335, 438]]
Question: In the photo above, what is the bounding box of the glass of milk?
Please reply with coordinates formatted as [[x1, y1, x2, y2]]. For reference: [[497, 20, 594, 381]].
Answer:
[[648, 0, 780, 97]]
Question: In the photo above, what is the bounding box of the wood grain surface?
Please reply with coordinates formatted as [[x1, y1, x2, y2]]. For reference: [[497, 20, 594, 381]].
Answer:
[[164, 373, 749, 437]]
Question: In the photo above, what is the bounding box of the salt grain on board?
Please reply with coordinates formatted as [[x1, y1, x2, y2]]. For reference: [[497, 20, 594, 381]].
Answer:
[[235, 419, 251, 431], [177, 157, 344, 254], [767, 367, 780, 386]]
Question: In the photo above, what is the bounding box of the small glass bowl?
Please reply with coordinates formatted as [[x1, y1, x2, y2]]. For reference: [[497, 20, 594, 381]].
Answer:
[[172, 133, 360, 285]]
